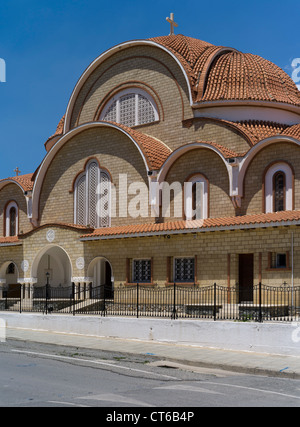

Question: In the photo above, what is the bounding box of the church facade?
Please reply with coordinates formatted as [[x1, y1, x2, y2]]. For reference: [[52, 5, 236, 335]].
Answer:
[[1, 33, 300, 304]]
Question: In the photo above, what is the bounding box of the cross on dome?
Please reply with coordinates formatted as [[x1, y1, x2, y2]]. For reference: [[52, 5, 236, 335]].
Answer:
[[166, 13, 178, 35], [14, 167, 21, 176]]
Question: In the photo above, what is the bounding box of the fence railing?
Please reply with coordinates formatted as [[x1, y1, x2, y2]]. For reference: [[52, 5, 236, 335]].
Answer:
[[0, 283, 299, 322]]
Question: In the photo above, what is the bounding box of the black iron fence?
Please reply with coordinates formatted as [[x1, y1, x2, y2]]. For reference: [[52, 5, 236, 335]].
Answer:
[[0, 283, 299, 322]]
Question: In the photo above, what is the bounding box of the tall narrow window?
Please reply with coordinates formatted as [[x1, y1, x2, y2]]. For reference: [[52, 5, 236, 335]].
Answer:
[[5, 201, 18, 237], [184, 174, 208, 220], [75, 160, 111, 228], [273, 172, 285, 212], [264, 162, 293, 213], [9, 207, 16, 236], [100, 88, 158, 127]]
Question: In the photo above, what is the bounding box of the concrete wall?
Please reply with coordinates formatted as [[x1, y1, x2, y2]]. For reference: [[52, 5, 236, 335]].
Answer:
[[1, 312, 299, 357]]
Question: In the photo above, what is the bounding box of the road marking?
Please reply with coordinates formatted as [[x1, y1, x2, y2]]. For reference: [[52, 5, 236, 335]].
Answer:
[[77, 393, 152, 407], [11, 349, 179, 380], [48, 401, 90, 407], [201, 381, 300, 401], [154, 384, 223, 395]]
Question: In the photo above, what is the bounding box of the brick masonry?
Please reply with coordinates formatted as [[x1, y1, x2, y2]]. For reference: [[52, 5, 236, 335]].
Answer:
[[0, 38, 299, 292]]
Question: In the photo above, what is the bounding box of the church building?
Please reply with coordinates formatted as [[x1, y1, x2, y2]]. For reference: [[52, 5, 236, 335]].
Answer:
[[1, 19, 300, 306]]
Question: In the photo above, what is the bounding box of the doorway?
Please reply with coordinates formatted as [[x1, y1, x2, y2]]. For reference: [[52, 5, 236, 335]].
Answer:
[[238, 254, 254, 303], [87, 257, 113, 299]]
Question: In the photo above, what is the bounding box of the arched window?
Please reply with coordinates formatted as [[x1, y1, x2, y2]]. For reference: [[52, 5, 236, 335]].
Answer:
[[184, 174, 209, 220], [264, 162, 293, 213], [74, 160, 111, 228], [100, 88, 159, 127], [5, 201, 18, 237], [273, 171, 285, 212]]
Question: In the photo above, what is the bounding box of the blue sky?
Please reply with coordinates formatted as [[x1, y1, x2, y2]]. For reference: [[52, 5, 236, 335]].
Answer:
[[0, 0, 299, 179]]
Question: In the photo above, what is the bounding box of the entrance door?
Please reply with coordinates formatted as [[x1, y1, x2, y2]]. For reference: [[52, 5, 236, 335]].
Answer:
[[239, 254, 254, 303], [104, 261, 113, 299]]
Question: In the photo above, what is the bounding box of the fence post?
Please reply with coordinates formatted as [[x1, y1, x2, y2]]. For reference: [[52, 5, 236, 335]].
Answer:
[[171, 282, 177, 319], [258, 282, 262, 323], [213, 283, 217, 321], [103, 284, 106, 317], [136, 283, 139, 318], [19, 284, 22, 314]]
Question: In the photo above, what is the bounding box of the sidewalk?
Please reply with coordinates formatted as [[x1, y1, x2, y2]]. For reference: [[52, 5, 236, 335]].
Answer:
[[5, 326, 300, 380]]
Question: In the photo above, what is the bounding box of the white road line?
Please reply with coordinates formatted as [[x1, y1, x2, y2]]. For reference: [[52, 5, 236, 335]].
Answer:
[[77, 393, 153, 407], [48, 401, 90, 407], [154, 384, 223, 395], [201, 381, 300, 401], [11, 349, 179, 380]]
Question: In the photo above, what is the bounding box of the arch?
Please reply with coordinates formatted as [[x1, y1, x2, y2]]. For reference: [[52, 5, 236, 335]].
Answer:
[[0, 260, 19, 283], [158, 142, 231, 188], [4, 201, 18, 237], [184, 173, 209, 220], [31, 245, 72, 288], [99, 87, 159, 126], [31, 121, 155, 224], [63, 40, 193, 133], [238, 136, 300, 198], [87, 256, 114, 298], [263, 161, 294, 213]]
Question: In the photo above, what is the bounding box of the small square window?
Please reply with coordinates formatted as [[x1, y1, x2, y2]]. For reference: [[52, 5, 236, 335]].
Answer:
[[133, 259, 151, 283], [174, 258, 195, 283], [276, 253, 287, 268], [270, 252, 287, 269]]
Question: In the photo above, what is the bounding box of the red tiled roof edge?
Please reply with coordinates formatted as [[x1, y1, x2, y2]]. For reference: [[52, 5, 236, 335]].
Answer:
[[103, 121, 172, 170], [0, 174, 34, 192], [0, 236, 22, 245], [80, 210, 300, 240]]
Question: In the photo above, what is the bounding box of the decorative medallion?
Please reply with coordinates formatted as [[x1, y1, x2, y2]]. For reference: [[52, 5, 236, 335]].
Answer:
[[21, 260, 29, 272], [46, 229, 55, 243], [76, 257, 85, 270]]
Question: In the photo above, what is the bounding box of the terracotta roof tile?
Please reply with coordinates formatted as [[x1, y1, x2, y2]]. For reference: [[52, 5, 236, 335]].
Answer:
[[81, 210, 300, 240], [233, 120, 290, 144], [0, 236, 21, 245], [44, 115, 65, 151], [149, 35, 300, 107], [282, 123, 300, 140], [0, 173, 34, 191], [104, 121, 172, 170]]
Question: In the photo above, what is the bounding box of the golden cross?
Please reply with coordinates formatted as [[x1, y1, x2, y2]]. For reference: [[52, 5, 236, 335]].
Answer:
[[166, 13, 178, 35], [14, 167, 20, 176]]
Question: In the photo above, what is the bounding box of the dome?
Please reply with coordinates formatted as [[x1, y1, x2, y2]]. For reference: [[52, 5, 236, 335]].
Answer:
[[149, 35, 300, 107]]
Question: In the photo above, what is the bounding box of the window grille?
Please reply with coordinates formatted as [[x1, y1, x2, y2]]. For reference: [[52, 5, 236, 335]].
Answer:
[[119, 94, 136, 127], [133, 259, 151, 283], [102, 89, 158, 127], [274, 172, 285, 212], [138, 94, 155, 125], [99, 171, 110, 228], [88, 162, 99, 228], [104, 100, 117, 122], [76, 175, 86, 226], [75, 161, 110, 228], [9, 207, 16, 236], [174, 258, 195, 283]]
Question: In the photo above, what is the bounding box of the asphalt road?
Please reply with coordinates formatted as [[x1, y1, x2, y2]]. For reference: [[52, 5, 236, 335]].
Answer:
[[0, 339, 300, 410]]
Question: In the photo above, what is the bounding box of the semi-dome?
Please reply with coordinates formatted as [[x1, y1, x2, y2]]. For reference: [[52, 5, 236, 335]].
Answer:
[[149, 35, 300, 107]]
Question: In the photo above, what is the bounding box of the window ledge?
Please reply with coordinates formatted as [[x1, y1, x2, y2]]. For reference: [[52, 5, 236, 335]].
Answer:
[[266, 268, 291, 272], [165, 282, 199, 287]]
